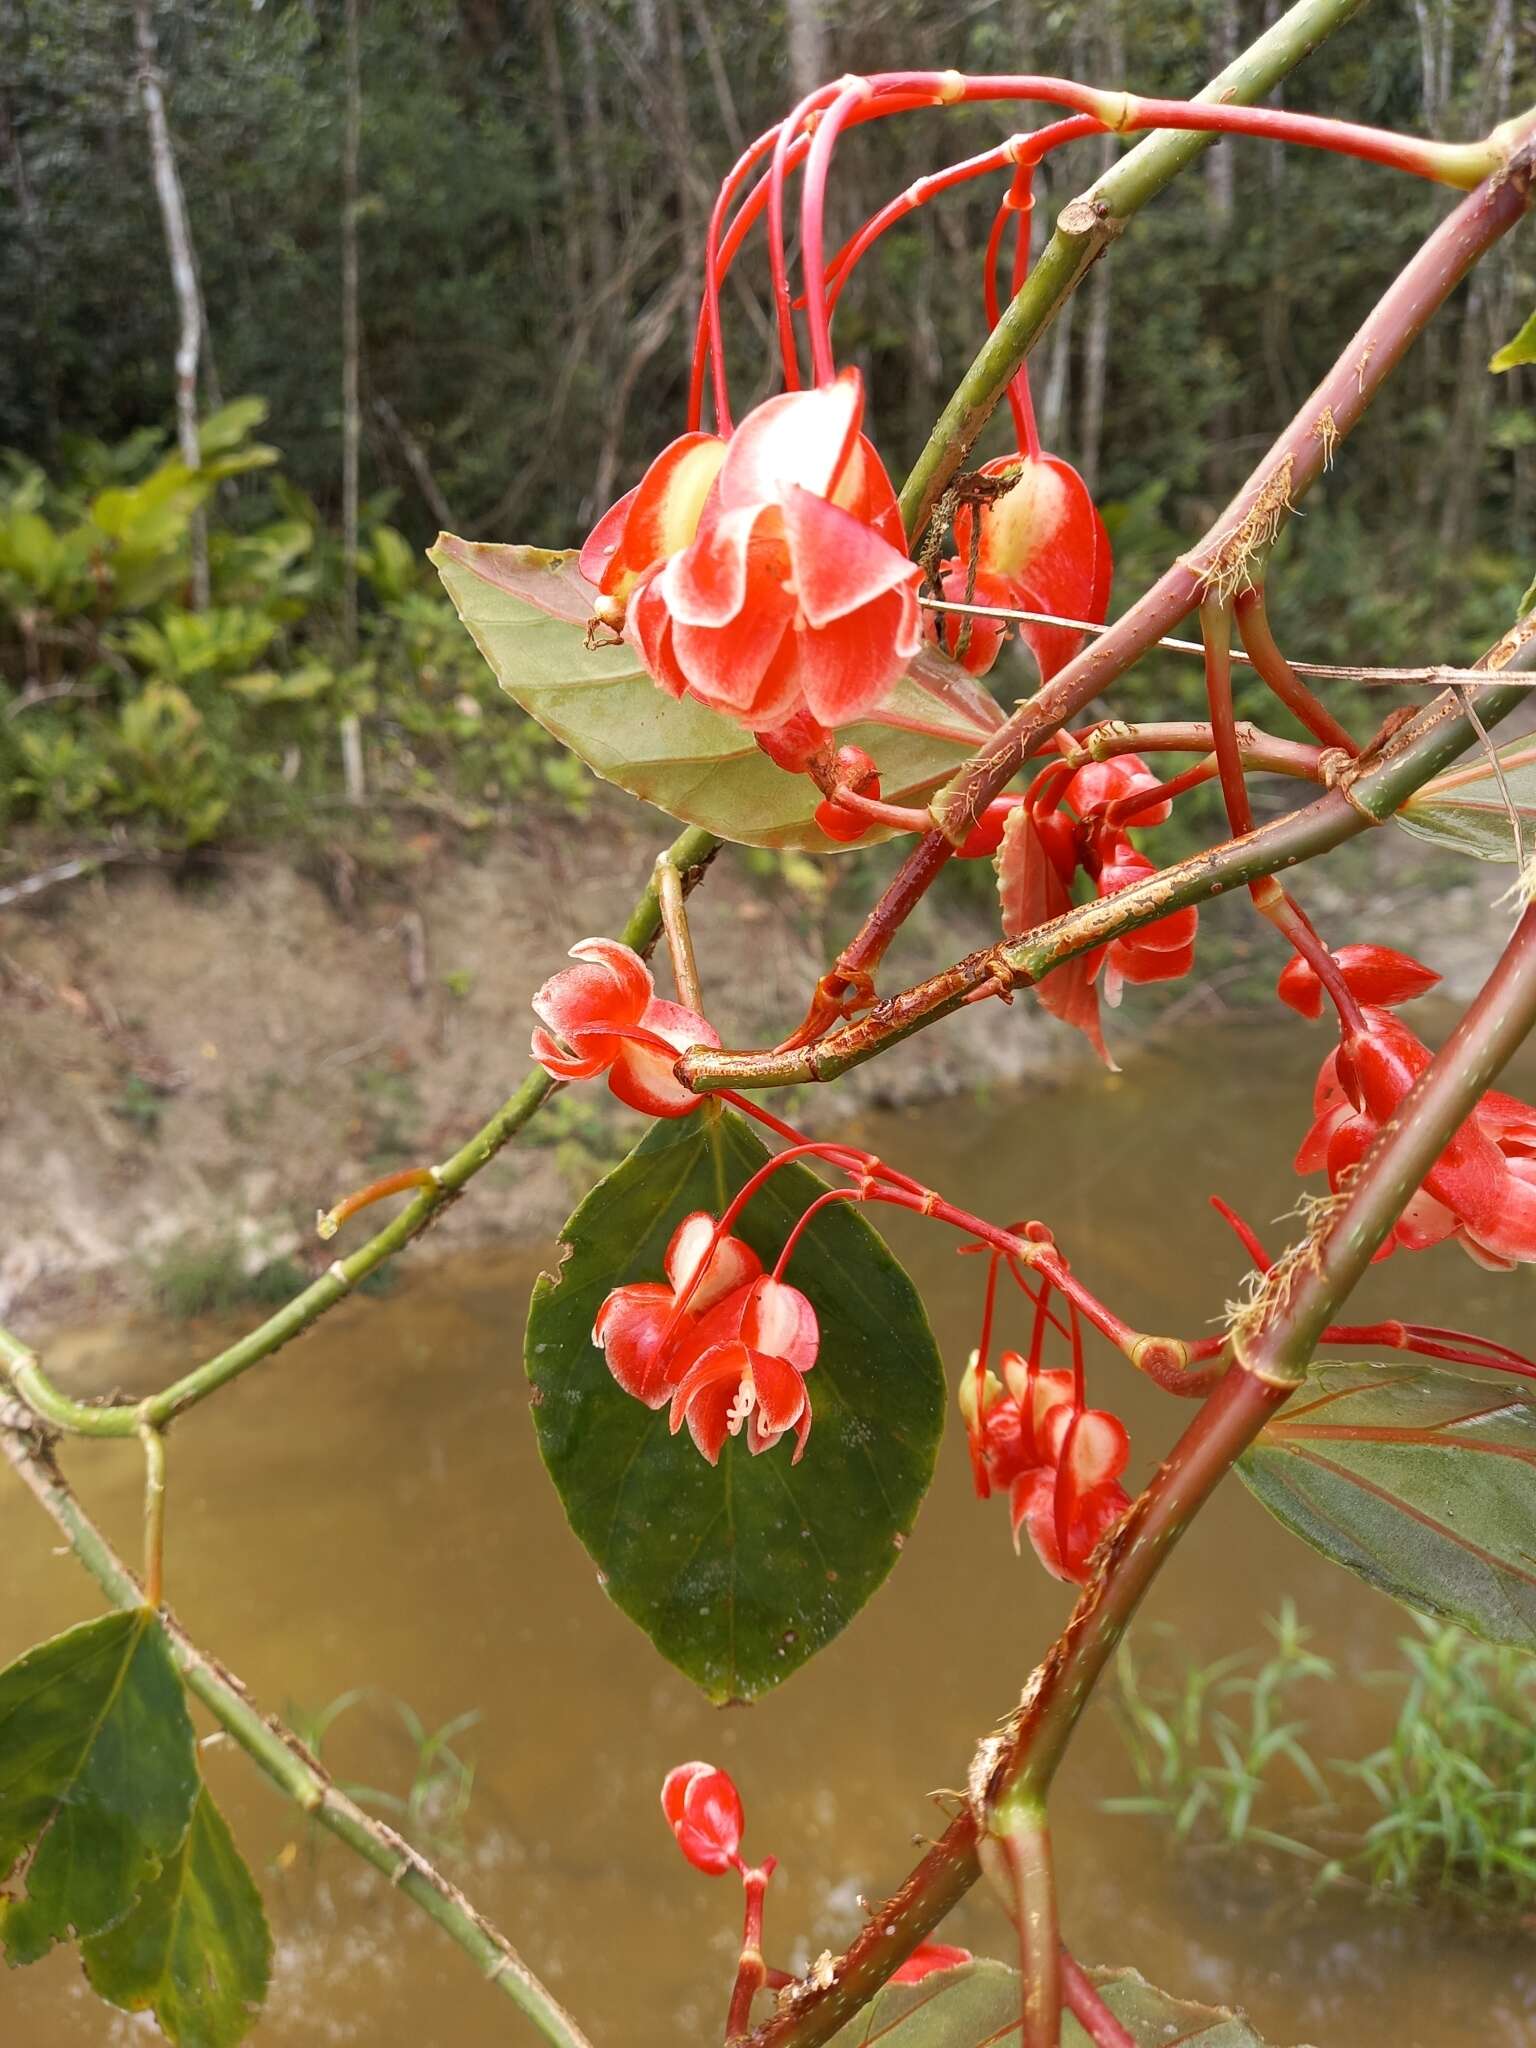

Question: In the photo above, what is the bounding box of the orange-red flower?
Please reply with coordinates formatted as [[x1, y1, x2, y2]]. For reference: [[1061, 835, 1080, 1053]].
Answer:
[[530, 937, 717, 1118], [579, 431, 727, 620], [933, 453, 1111, 681], [967, 1351, 1131, 1583], [661, 1760, 744, 1876], [625, 370, 922, 753], [667, 1273, 818, 1464], [892, 1942, 974, 1984], [592, 1212, 762, 1408], [1290, 948, 1536, 1268]]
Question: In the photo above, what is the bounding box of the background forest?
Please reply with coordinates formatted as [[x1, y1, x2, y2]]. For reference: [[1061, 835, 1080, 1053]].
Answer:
[[0, 0, 1532, 850]]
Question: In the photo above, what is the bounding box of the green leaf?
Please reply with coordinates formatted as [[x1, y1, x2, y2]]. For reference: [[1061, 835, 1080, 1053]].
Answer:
[[1394, 734, 1536, 863], [827, 1959, 1301, 2044], [0, 1610, 199, 1964], [1490, 310, 1536, 374], [430, 536, 1002, 851], [525, 1106, 944, 1700], [82, 1786, 271, 2048], [1238, 1362, 1536, 1650]]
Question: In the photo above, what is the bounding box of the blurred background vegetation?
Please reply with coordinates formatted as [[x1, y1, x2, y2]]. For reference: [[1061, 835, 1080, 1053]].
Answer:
[[0, 0, 1532, 855]]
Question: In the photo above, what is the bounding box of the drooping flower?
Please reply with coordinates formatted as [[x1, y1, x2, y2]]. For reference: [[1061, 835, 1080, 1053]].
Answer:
[[891, 1942, 974, 1984], [580, 431, 727, 620], [661, 1760, 744, 1876], [1276, 943, 1440, 1019], [1295, 1001, 1536, 1268], [1009, 1401, 1132, 1582], [994, 753, 1196, 1062], [966, 1350, 1131, 1583], [933, 454, 1111, 683], [667, 1274, 818, 1464], [592, 1212, 762, 1407], [530, 937, 718, 1117], [626, 370, 923, 759], [1092, 833, 1198, 1008]]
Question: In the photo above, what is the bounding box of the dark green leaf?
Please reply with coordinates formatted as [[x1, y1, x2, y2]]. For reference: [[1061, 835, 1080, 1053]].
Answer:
[[0, 1610, 198, 1964], [1395, 735, 1536, 863], [827, 1959, 1302, 2044], [1238, 1362, 1536, 1649], [82, 1786, 271, 2048], [430, 537, 1001, 851], [525, 1105, 944, 1700], [1490, 310, 1536, 374]]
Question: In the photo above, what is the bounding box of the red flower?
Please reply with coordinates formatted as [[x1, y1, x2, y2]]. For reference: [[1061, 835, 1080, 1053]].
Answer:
[[891, 1942, 974, 1984], [661, 1760, 744, 1876], [1277, 943, 1440, 1019], [627, 370, 922, 753], [813, 744, 881, 844], [580, 431, 727, 618], [967, 1352, 1131, 1583], [934, 453, 1111, 683], [1010, 1402, 1132, 1583], [530, 937, 718, 1118], [593, 1212, 762, 1408], [1063, 753, 1171, 827], [668, 1274, 818, 1464], [1296, 1003, 1536, 1267], [1092, 833, 1198, 1008]]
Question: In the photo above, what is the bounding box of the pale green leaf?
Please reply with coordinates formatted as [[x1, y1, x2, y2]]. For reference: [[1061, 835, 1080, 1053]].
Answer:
[[827, 1959, 1306, 2044], [430, 536, 1002, 850], [1239, 1362, 1536, 1649], [1490, 310, 1536, 374]]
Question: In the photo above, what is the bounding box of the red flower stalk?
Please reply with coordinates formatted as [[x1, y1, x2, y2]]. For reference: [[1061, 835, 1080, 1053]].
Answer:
[[661, 1760, 745, 1876], [1291, 948, 1536, 1267], [618, 370, 922, 765], [530, 938, 717, 1117], [668, 1274, 819, 1464], [932, 453, 1112, 683], [593, 1212, 763, 1408]]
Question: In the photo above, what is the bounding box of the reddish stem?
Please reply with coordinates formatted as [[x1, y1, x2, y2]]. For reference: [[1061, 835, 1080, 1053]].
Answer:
[[1233, 585, 1359, 755], [800, 79, 874, 384], [1060, 1951, 1136, 2048], [726, 1859, 778, 2040]]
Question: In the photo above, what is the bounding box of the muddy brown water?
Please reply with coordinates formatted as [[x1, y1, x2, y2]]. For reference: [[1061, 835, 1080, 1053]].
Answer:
[[5, 1020, 1536, 2047]]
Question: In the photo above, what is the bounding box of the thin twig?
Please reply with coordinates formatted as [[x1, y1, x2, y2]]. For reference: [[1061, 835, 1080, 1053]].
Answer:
[[0, 1412, 594, 2048]]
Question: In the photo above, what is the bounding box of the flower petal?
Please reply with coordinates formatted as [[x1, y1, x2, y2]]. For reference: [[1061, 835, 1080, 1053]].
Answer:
[[780, 484, 919, 630], [714, 371, 864, 511], [665, 1213, 763, 1316]]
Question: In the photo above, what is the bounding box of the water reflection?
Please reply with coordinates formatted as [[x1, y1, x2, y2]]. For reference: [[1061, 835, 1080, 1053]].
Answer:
[[4, 1021, 1535, 2046]]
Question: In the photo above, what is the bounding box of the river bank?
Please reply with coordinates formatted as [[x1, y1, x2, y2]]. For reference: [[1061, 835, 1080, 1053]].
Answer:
[[0, 796, 1509, 1327]]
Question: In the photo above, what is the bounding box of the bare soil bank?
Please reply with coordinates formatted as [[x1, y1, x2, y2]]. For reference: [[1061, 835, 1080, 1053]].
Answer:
[[0, 802, 1503, 1327]]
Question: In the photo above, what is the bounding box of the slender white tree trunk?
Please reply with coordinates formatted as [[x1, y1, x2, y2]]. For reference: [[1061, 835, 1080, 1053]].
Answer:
[[340, 0, 365, 802], [132, 0, 207, 608], [786, 0, 827, 103]]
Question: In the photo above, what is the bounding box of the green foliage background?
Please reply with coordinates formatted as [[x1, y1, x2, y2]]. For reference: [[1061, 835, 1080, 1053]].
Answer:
[[0, 0, 1533, 848]]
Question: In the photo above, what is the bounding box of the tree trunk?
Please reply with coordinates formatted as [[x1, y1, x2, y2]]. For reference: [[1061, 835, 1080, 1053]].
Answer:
[[786, 0, 827, 103], [1079, 0, 1123, 487], [1204, 0, 1240, 225], [340, 0, 365, 801], [132, 0, 207, 609]]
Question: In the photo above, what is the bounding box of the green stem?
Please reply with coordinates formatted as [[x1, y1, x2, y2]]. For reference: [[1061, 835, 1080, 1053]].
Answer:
[[681, 612, 1536, 1094], [0, 1411, 594, 2048], [899, 0, 1371, 539], [139, 1422, 166, 1609], [0, 826, 719, 1438]]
